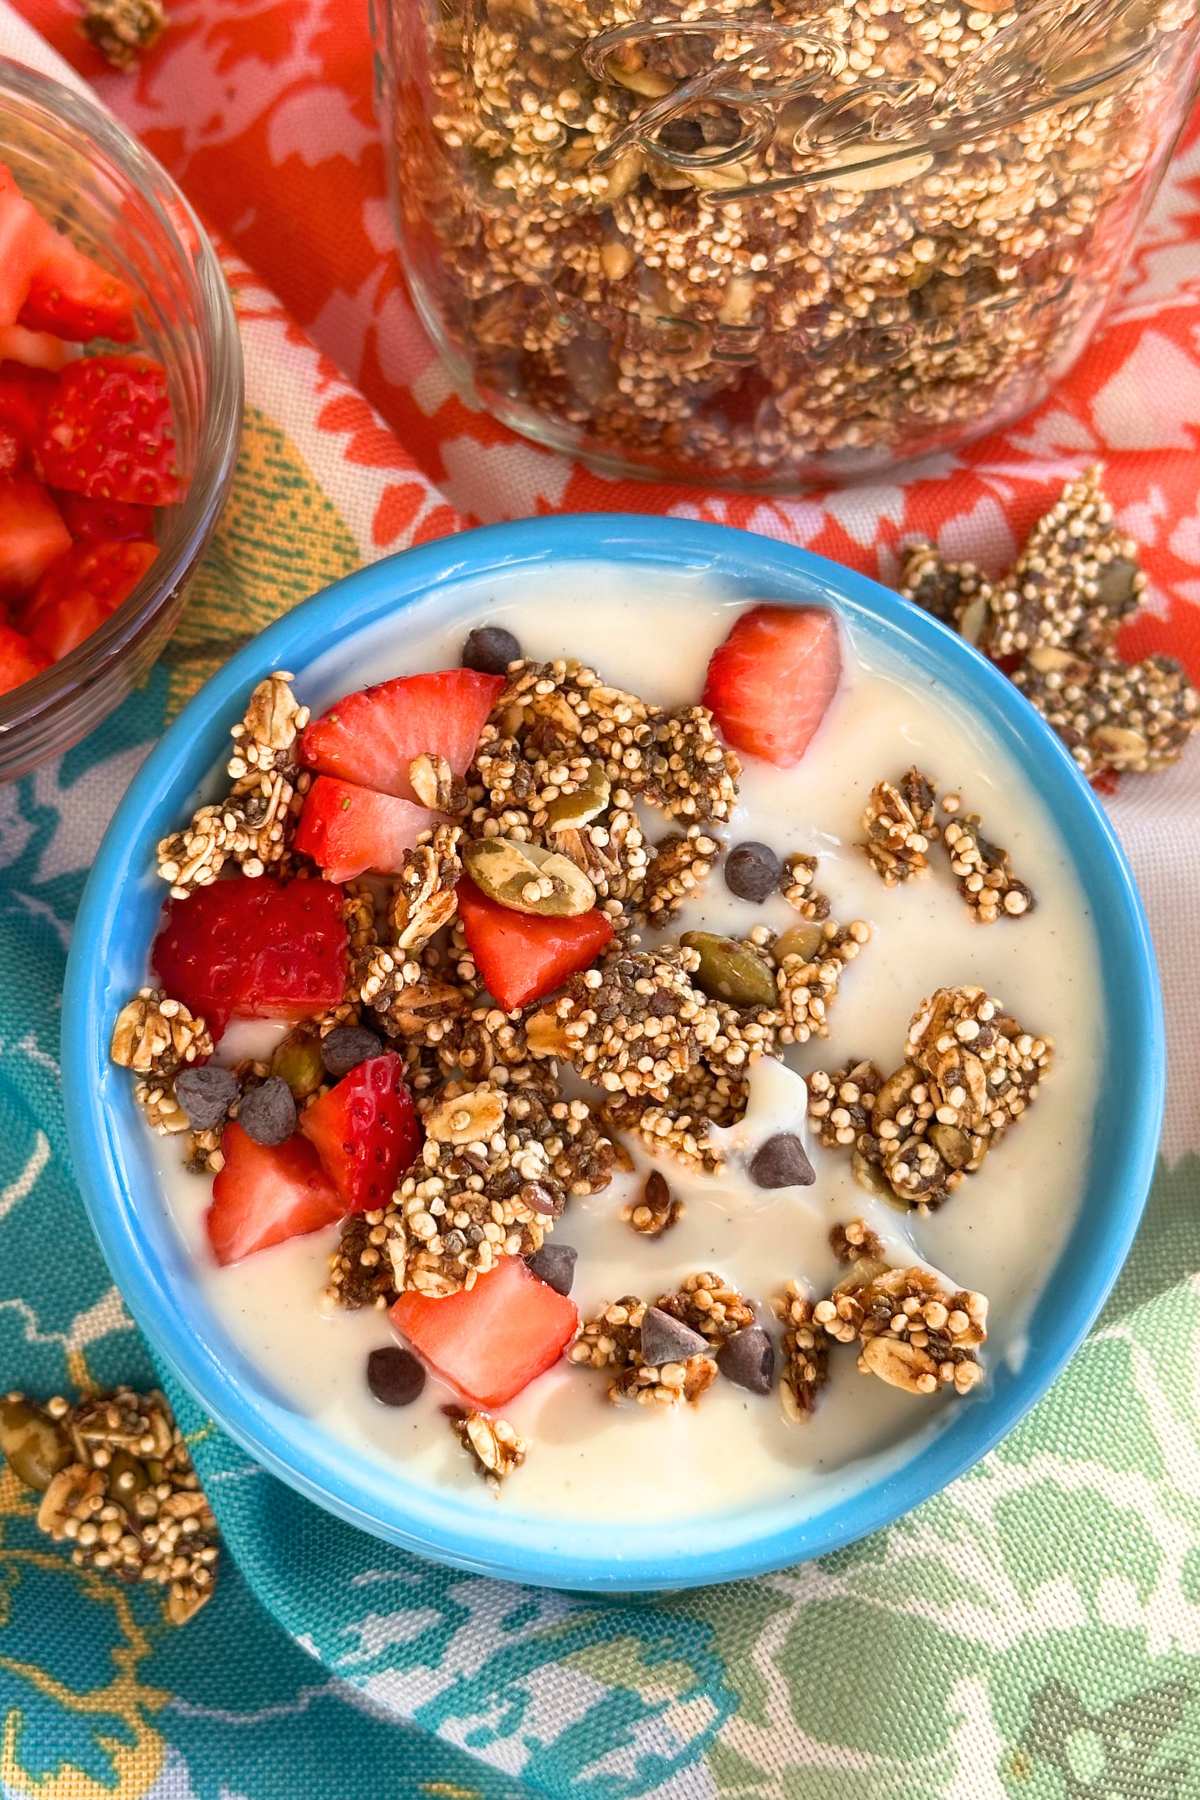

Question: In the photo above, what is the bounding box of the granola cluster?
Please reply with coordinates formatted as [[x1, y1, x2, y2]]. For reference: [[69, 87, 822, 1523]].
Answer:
[[569, 1275, 756, 1408], [383, 1077, 617, 1297], [900, 468, 1199, 782], [812, 986, 1052, 1213], [1, 1388, 218, 1624], [450, 1409, 527, 1490], [774, 1260, 987, 1414], [860, 769, 939, 886], [156, 674, 310, 896], [941, 795, 1035, 923]]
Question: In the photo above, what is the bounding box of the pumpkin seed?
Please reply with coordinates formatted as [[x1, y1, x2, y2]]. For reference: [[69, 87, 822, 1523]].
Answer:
[[463, 837, 596, 917], [852, 1149, 907, 1209], [107, 1447, 150, 1497], [930, 1122, 974, 1170], [681, 932, 777, 1009], [0, 1397, 71, 1492], [271, 1031, 325, 1100], [545, 762, 610, 832], [771, 921, 824, 966]]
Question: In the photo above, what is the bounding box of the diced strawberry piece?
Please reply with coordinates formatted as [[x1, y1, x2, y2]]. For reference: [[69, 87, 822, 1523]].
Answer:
[[18, 217, 137, 344], [56, 492, 155, 543], [0, 172, 44, 327], [299, 1052, 422, 1213], [0, 325, 72, 371], [0, 360, 56, 448], [0, 477, 71, 602], [35, 355, 181, 506], [151, 876, 348, 1040], [0, 425, 19, 475], [0, 622, 51, 696], [206, 1123, 344, 1267], [301, 668, 503, 801], [293, 775, 435, 883], [391, 1255, 579, 1410], [702, 605, 842, 768], [21, 538, 157, 659], [457, 877, 614, 1012]]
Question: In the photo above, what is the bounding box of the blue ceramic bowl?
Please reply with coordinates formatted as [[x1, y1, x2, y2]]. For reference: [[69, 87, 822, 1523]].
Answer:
[[63, 517, 1164, 1592]]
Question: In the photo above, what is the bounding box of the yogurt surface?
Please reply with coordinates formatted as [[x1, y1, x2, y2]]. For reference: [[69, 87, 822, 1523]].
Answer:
[[154, 561, 1104, 1523]]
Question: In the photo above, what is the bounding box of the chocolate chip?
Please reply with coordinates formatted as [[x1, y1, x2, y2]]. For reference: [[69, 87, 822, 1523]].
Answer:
[[640, 1307, 708, 1368], [237, 1076, 297, 1147], [724, 841, 782, 903], [174, 1064, 238, 1132], [321, 1026, 382, 1080], [366, 1346, 426, 1407], [525, 1243, 577, 1296], [718, 1326, 776, 1395], [748, 1132, 815, 1189], [462, 624, 521, 676]]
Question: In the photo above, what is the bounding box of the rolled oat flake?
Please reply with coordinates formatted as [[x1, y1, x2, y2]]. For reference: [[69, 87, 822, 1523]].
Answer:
[[321, 1025, 383, 1080], [237, 1076, 297, 1147], [640, 1307, 709, 1368], [174, 1064, 238, 1132], [749, 1132, 815, 1189], [525, 1242, 577, 1296], [366, 1345, 426, 1407], [718, 1326, 776, 1395], [462, 624, 521, 676], [724, 841, 782, 903]]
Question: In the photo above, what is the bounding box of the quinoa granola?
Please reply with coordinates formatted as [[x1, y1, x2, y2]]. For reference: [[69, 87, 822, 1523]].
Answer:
[[900, 468, 1200, 782]]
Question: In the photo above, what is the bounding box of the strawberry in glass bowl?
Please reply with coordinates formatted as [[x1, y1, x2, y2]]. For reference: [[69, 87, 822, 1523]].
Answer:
[[0, 58, 241, 779]]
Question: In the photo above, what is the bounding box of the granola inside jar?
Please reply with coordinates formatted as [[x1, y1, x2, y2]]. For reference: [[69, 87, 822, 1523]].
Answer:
[[373, 0, 1200, 486]]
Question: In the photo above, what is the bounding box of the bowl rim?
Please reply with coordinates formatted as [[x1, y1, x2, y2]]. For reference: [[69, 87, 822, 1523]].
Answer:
[[62, 515, 1165, 1591], [0, 55, 243, 745]]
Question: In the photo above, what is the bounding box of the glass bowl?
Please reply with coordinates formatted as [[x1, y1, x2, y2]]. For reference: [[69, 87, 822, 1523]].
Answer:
[[0, 57, 242, 780]]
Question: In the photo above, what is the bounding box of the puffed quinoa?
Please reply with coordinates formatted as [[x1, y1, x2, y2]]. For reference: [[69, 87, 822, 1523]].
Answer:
[[621, 1169, 684, 1238], [773, 1282, 831, 1420], [780, 852, 831, 919]]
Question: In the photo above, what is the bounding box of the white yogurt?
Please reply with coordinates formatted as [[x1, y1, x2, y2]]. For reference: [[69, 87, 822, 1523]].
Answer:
[[154, 564, 1103, 1523]]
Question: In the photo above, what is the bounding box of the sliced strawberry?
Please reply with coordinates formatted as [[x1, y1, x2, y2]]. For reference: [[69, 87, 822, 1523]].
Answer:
[[151, 876, 348, 1040], [0, 477, 71, 602], [391, 1255, 579, 1410], [35, 355, 181, 505], [207, 1123, 344, 1266], [0, 171, 44, 327], [0, 325, 72, 371], [293, 775, 435, 883], [0, 425, 19, 476], [300, 668, 503, 801], [702, 604, 841, 768], [0, 622, 51, 696], [18, 219, 137, 344], [299, 1052, 422, 1213], [457, 877, 614, 1012], [56, 492, 155, 543], [0, 361, 56, 450], [20, 539, 157, 660]]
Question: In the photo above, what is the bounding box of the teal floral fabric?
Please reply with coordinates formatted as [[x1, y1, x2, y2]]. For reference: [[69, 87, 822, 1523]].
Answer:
[[2, 662, 1200, 1799]]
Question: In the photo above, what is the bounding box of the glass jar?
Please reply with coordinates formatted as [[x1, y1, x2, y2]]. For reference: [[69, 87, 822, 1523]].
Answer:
[[372, 0, 1200, 487]]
